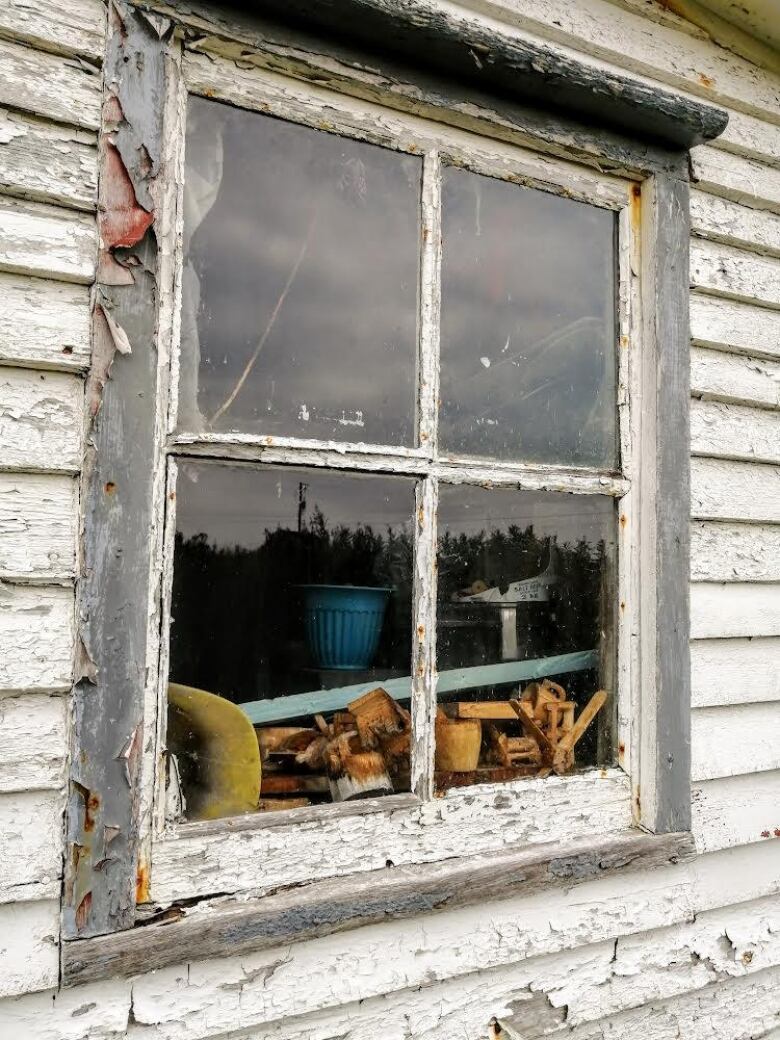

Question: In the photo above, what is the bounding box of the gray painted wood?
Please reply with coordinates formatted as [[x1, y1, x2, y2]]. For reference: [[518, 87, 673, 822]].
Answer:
[[650, 173, 693, 833], [60, 829, 695, 986], [63, 1, 172, 939]]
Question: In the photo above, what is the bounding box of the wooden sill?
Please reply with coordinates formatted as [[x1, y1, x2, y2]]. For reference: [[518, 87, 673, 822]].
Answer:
[[61, 828, 694, 988]]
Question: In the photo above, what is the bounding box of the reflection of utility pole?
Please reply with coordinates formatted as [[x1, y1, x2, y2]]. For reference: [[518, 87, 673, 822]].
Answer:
[[297, 482, 308, 532]]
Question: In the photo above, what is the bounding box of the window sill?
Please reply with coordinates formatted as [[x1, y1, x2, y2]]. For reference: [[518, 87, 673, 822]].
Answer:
[[61, 827, 694, 988]]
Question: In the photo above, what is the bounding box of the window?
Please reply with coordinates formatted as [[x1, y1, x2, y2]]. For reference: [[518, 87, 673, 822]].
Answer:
[[64, 2, 716, 961], [162, 78, 628, 823]]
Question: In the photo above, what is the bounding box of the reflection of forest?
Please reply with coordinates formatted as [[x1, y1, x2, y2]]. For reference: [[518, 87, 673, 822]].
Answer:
[[170, 510, 607, 708]]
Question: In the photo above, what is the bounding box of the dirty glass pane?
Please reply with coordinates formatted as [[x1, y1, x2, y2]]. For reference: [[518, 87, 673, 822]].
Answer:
[[178, 95, 421, 445], [167, 463, 415, 820], [439, 167, 618, 467], [435, 485, 616, 792]]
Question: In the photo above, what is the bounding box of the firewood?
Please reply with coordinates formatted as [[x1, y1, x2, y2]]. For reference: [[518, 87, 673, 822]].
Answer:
[[328, 750, 393, 801], [348, 687, 407, 749]]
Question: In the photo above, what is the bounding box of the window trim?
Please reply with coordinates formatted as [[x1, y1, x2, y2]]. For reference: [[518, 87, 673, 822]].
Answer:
[[64, 0, 717, 949]]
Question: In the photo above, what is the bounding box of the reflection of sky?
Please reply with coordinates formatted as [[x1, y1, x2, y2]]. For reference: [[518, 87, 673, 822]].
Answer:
[[440, 166, 618, 467], [176, 462, 415, 549], [177, 461, 613, 553], [439, 484, 615, 548], [181, 96, 420, 445]]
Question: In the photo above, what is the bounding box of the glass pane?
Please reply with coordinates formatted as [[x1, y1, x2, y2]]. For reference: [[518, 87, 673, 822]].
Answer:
[[179, 95, 421, 445], [167, 463, 415, 820], [439, 167, 618, 467], [435, 485, 616, 792]]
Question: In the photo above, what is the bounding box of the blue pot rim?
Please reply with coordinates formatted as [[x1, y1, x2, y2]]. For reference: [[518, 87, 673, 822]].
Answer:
[[295, 583, 393, 593]]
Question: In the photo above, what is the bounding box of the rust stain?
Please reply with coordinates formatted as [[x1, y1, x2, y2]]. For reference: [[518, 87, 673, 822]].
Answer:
[[75, 891, 93, 931], [629, 182, 641, 233], [620, 513, 627, 529], [169, 490, 176, 501], [62, 345, 74, 355], [742, 950, 754, 964], [698, 72, 714, 89], [105, 481, 116, 495], [417, 624, 425, 639], [761, 830, 771, 838], [418, 504, 425, 525], [83, 791, 100, 833], [620, 600, 626, 611], [136, 861, 150, 904], [775, 828, 780, 837]]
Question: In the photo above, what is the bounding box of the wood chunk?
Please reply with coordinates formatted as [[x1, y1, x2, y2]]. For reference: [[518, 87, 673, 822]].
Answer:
[[348, 687, 408, 749], [261, 774, 329, 795], [453, 701, 518, 720]]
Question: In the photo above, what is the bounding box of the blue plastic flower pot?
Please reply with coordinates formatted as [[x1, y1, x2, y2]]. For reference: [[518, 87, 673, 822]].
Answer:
[[300, 584, 391, 670]]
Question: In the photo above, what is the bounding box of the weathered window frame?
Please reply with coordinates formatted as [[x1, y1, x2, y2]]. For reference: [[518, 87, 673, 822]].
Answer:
[[62, 0, 727, 981]]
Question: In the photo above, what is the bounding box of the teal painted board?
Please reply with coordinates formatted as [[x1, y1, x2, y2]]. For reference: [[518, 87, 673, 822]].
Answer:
[[240, 648, 598, 724]]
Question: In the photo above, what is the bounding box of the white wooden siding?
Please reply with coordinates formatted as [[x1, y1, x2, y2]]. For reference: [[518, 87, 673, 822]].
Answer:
[[0, 369, 83, 473], [692, 637, 780, 707], [0, 473, 78, 579], [0, 273, 92, 372], [0, 0, 779, 1035], [0, 109, 98, 210]]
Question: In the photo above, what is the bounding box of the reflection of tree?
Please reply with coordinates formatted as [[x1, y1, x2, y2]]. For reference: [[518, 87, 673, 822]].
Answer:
[[169, 512, 413, 703], [438, 525, 605, 658], [169, 512, 605, 706]]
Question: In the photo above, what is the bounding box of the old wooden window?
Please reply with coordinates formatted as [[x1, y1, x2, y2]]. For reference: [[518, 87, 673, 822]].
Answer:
[[163, 73, 629, 821], [64, 1, 726, 972]]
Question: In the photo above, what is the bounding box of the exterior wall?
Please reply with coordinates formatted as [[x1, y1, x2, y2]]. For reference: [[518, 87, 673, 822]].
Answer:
[[0, 0, 778, 1035]]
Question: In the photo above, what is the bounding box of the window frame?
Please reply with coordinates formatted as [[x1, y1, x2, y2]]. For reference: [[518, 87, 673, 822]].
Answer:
[[63, 0, 715, 965]]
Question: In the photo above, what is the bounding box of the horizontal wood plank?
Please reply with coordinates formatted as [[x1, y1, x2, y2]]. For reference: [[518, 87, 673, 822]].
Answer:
[[691, 146, 780, 214], [690, 190, 780, 257], [691, 458, 780, 523], [117, 852, 780, 1040], [691, 522, 780, 582], [692, 703, 780, 780], [0, 272, 91, 372], [0, 0, 105, 62], [693, 770, 780, 852], [0, 368, 83, 474], [0, 790, 63, 904], [691, 398, 780, 464], [0, 472, 77, 579], [152, 770, 632, 903], [691, 347, 780, 409], [0, 197, 96, 284], [0, 37, 101, 129], [0, 900, 59, 998], [62, 830, 694, 987], [692, 637, 780, 708], [717, 108, 780, 167], [0, 693, 67, 792], [691, 582, 780, 639], [0, 109, 97, 210], [690, 240, 780, 309], [691, 293, 780, 361], [0, 583, 74, 692]]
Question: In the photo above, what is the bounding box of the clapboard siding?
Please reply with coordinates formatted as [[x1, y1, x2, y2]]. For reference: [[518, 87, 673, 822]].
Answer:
[[691, 522, 780, 583], [691, 146, 780, 214], [690, 347, 780, 409], [691, 458, 780, 523], [691, 293, 780, 360], [0, 583, 73, 693], [692, 637, 780, 707], [0, 790, 63, 904], [0, 109, 97, 211], [92, 877, 780, 1040], [693, 770, 780, 852], [0, 473, 77, 580], [0, 197, 96, 284], [691, 583, 780, 639], [690, 191, 780, 257], [0, 368, 83, 474], [0, 37, 101, 129], [0, 901, 59, 999], [690, 240, 780, 308], [692, 703, 780, 780], [0, 273, 91, 372], [690, 399, 780, 464], [0, 0, 105, 62], [0, 694, 67, 793]]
